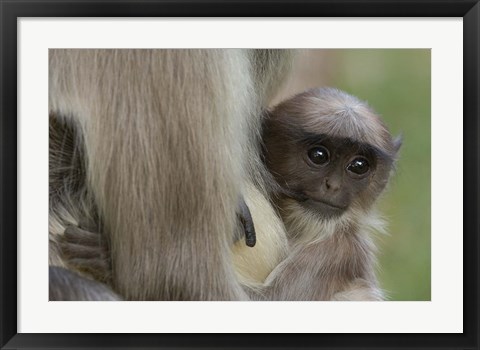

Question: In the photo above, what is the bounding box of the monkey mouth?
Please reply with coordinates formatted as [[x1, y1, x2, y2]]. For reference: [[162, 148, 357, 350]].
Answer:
[[305, 199, 346, 210], [284, 190, 347, 216], [299, 196, 347, 217]]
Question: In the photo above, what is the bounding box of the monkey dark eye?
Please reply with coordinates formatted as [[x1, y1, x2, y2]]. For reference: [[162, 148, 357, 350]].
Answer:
[[347, 157, 370, 175], [307, 146, 330, 165]]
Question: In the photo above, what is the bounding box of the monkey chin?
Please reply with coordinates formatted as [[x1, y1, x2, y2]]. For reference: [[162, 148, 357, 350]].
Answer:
[[300, 199, 347, 219]]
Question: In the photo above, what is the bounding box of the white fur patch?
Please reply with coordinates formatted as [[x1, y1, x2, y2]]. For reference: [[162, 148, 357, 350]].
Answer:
[[232, 184, 289, 284], [280, 198, 387, 246]]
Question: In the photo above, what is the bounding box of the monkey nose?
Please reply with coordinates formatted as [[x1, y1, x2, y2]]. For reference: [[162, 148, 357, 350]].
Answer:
[[325, 178, 340, 191]]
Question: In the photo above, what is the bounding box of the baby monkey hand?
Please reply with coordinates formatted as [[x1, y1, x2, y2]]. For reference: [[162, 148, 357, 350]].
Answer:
[[60, 222, 112, 284]]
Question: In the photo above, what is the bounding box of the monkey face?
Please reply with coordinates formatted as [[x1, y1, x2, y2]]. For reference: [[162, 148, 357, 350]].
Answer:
[[262, 87, 400, 220], [264, 132, 394, 219]]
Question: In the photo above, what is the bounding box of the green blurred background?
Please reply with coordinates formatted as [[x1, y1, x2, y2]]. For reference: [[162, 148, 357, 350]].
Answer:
[[271, 49, 431, 301]]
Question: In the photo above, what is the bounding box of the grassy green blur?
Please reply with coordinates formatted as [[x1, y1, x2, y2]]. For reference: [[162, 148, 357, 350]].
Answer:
[[329, 50, 431, 300]]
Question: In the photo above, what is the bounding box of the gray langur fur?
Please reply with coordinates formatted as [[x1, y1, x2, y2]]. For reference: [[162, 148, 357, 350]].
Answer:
[[251, 87, 401, 300], [49, 266, 121, 301], [49, 49, 295, 300]]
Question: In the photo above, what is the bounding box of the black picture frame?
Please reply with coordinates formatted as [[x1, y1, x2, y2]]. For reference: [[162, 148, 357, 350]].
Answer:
[[1, 1, 478, 349]]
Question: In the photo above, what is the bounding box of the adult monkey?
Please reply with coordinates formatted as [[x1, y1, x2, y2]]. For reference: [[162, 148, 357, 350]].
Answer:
[[49, 49, 294, 300]]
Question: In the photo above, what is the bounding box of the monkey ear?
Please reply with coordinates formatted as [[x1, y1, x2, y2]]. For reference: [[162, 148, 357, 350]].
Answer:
[[393, 135, 403, 155]]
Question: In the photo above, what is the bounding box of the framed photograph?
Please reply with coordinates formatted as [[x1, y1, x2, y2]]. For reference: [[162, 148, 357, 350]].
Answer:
[[1, 1, 478, 349]]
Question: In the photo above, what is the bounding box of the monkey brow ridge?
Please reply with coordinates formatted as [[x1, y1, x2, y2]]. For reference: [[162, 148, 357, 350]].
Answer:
[[297, 132, 391, 160]]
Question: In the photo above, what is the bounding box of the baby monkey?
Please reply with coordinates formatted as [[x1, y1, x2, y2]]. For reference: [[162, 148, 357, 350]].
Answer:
[[255, 87, 401, 300], [58, 87, 400, 301]]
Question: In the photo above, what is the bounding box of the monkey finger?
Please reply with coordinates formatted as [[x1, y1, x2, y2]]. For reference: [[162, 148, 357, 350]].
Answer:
[[77, 218, 100, 233], [236, 197, 257, 247], [64, 225, 105, 247], [234, 217, 257, 247], [244, 224, 256, 248], [60, 241, 106, 260], [67, 258, 112, 282], [239, 212, 256, 247]]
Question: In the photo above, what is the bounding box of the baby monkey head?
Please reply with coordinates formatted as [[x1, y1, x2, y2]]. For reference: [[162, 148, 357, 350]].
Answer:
[[263, 87, 401, 219]]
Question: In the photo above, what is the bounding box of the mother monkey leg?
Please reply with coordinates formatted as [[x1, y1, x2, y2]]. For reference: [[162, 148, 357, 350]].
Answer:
[[49, 50, 294, 300]]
